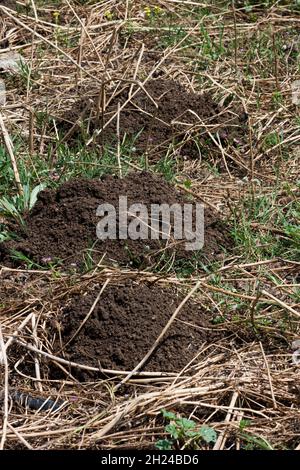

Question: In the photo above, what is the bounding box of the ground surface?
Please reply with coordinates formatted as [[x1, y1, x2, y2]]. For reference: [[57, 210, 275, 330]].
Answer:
[[61, 78, 246, 160], [0, 172, 229, 268], [0, 0, 299, 451], [56, 280, 223, 375]]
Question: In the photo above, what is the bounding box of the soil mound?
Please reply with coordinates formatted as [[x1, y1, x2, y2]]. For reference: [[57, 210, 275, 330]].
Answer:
[[0, 172, 229, 269], [59, 79, 246, 158], [55, 280, 221, 376]]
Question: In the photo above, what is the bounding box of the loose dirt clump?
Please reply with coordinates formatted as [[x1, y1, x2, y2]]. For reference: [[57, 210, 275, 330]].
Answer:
[[54, 280, 222, 377], [0, 172, 230, 269], [58, 79, 247, 160]]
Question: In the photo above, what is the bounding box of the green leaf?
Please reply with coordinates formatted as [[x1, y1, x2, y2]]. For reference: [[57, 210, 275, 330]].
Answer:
[[165, 423, 179, 440], [177, 417, 196, 430], [183, 179, 192, 189], [0, 197, 19, 215], [239, 419, 251, 431], [186, 430, 201, 438], [29, 183, 46, 210], [161, 409, 177, 421], [240, 432, 273, 450], [199, 426, 217, 443], [155, 439, 173, 450], [22, 183, 30, 209]]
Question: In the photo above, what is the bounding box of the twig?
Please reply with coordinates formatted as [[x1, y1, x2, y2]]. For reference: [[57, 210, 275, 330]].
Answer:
[[31, 314, 43, 393], [64, 279, 110, 348], [232, 0, 237, 71], [13, 338, 177, 378], [28, 108, 34, 155], [7, 422, 33, 450], [261, 289, 300, 319], [177, 184, 220, 212], [213, 391, 239, 450], [0, 112, 23, 195], [249, 282, 261, 328], [116, 102, 122, 178], [0, 326, 9, 450], [114, 279, 202, 391], [259, 342, 277, 409], [0, 312, 34, 360], [272, 24, 279, 91]]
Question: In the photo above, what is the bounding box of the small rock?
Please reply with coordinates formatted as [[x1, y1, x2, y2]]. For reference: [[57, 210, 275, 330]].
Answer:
[[0, 51, 24, 73], [0, 78, 5, 105], [292, 349, 300, 366], [292, 339, 300, 350]]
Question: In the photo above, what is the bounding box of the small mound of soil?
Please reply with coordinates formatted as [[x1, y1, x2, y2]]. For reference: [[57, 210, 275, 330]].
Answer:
[[59, 79, 247, 159], [0, 172, 230, 269], [55, 281, 221, 376]]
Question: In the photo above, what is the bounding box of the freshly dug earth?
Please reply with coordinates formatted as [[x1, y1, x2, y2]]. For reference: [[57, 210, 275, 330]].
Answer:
[[0, 172, 230, 268], [55, 280, 222, 375], [59, 79, 247, 159]]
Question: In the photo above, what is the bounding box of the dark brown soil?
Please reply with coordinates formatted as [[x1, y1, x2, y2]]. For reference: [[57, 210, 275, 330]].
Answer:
[[55, 280, 222, 376], [0, 0, 16, 9], [58, 79, 247, 160], [0, 172, 230, 269]]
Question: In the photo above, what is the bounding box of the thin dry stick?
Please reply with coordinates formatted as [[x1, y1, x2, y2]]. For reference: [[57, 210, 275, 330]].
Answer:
[[200, 281, 270, 302], [177, 184, 220, 212], [13, 339, 176, 377], [26, 26, 36, 101], [29, 0, 38, 21], [64, 278, 110, 348], [232, 0, 237, 71], [114, 279, 202, 391], [0, 326, 9, 450], [124, 0, 129, 20], [91, 405, 125, 440], [213, 391, 239, 450], [249, 282, 261, 328], [128, 43, 145, 99], [248, 115, 255, 206], [0, 112, 23, 195], [144, 105, 159, 171], [116, 102, 122, 178], [272, 24, 279, 91], [259, 342, 277, 409], [76, 19, 86, 88], [28, 108, 34, 155], [7, 422, 33, 450], [2, 312, 34, 357], [31, 314, 42, 393], [262, 289, 300, 318], [234, 410, 244, 450], [98, 82, 106, 155]]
